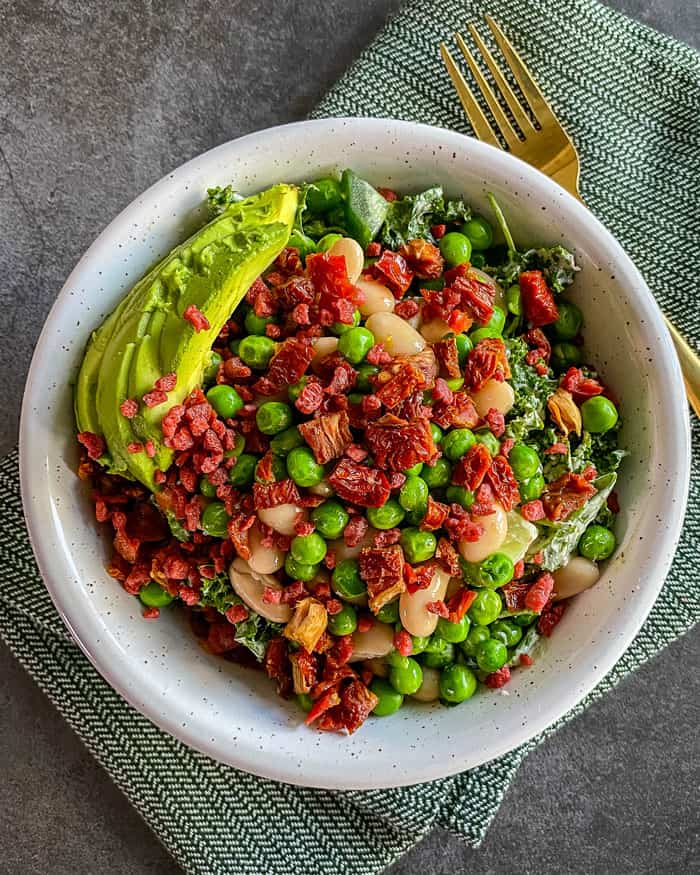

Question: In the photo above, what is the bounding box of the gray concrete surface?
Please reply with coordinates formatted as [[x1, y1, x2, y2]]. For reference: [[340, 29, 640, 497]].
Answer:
[[0, 1, 698, 873]]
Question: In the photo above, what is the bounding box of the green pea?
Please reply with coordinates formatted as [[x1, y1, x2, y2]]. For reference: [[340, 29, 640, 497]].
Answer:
[[224, 432, 246, 459], [286, 447, 324, 487], [439, 231, 473, 267], [551, 341, 582, 372], [469, 306, 506, 343], [460, 625, 490, 657], [206, 384, 244, 419], [579, 524, 616, 560], [475, 431, 500, 457], [519, 471, 545, 501], [461, 216, 493, 251], [331, 559, 367, 601], [468, 589, 503, 626], [436, 613, 471, 644], [139, 580, 175, 608], [338, 326, 375, 365], [475, 638, 508, 673], [430, 422, 444, 444], [238, 335, 277, 370], [386, 651, 409, 669], [489, 620, 523, 647], [347, 392, 364, 406], [288, 376, 309, 403], [422, 639, 455, 669], [509, 443, 541, 481], [291, 532, 327, 565], [306, 177, 343, 213], [311, 500, 349, 539], [410, 635, 430, 654], [228, 453, 256, 487], [400, 528, 437, 563], [228, 338, 241, 356], [356, 363, 379, 393], [455, 333, 473, 365], [284, 555, 319, 582], [506, 284, 522, 316], [470, 252, 486, 269], [328, 604, 357, 636], [375, 600, 400, 625], [475, 553, 514, 588], [199, 476, 218, 498], [439, 664, 477, 703], [370, 678, 404, 716], [201, 501, 230, 538], [445, 485, 474, 509], [403, 462, 424, 477], [255, 454, 287, 483], [581, 396, 619, 434], [389, 657, 423, 695], [404, 506, 428, 527], [442, 428, 476, 461], [203, 351, 223, 386], [367, 499, 405, 530], [297, 693, 313, 713], [512, 611, 537, 627], [399, 476, 429, 512], [270, 426, 304, 456], [244, 309, 277, 336], [256, 402, 293, 436], [287, 229, 317, 260], [552, 299, 583, 341], [316, 232, 344, 252], [422, 458, 451, 489], [331, 309, 361, 336]]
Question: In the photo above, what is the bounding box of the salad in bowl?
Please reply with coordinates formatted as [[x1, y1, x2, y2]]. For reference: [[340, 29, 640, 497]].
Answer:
[[74, 168, 625, 735]]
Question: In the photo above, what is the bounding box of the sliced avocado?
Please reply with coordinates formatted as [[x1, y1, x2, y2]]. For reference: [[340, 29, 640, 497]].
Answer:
[[77, 183, 297, 491]]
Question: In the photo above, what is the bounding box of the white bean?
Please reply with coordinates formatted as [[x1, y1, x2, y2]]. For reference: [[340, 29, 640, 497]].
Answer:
[[420, 317, 452, 343], [399, 567, 451, 638], [458, 502, 508, 564], [411, 666, 441, 702], [308, 478, 335, 498], [246, 525, 285, 574], [553, 556, 600, 600], [356, 277, 395, 317], [329, 527, 377, 562], [310, 336, 338, 374], [257, 503, 304, 537], [229, 558, 291, 623], [366, 312, 426, 356], [470, 378, 515, 417], [363, 657, 389, 678], [328, 237, 364, 284], [348, 622, 395, 661]]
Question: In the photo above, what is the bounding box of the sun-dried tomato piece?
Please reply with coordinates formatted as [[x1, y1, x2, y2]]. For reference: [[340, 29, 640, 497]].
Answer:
[[452, 444, 492, 490], [306, 252, 360, 323], [366, 344, 392, 366], [538, 601, 567, 636], [560, 366, 604, 405], [364, 415, 437, 471], [294, 379, 324, 414], [419, 495, 449, 531], [359, 544, 406, 613], [227, 512, 256, 559], [329, 459, 391, 508], [343, 515, 368, 547], [431, 391, 479, 430], [305, 687, 342, 725], [445, 267, 495, 325], [77, 431, 106, 460], [374, 362, 424, 409], [183, 304, 210, 332], [325, 361, 357, 396], [325, 679, 378, 734], [206, 622, 239, 655], [264, 636, 292, 696], [484, 666, 511, 688], [501, 580, 530, 612], [112, 511, 140, 563], [398, 239, 444, 279], [298, 410, 352, 464], [372, 250, 414, 298], [435, 537, 460, 575], [426, 599, 449, 617], [446, 587, 477, 623], [525, 328, 552, 363], [126, 502, 168, 542], [463, 337, 510, 391], [432, 337, 461, 379], [404, 562, 438, 594], [519, 270, 559, 327], [252, 479, 301, 510], [254, 338, 315, 395], [541, 472, 597, 521], [486, 456, 520, 512]]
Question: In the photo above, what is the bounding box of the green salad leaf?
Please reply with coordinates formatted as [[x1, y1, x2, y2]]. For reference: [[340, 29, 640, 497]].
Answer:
[[206, 184, 241, 217], [198, 573, 282, 661], [380, 186, 471, 248], [505, 338, 557, 441], [508, 626, 543, 666], [156, 503, 190, 542]]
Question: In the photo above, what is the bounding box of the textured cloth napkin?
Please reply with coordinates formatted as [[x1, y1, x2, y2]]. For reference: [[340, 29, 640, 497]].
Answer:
[[1, 1, 699, 873]]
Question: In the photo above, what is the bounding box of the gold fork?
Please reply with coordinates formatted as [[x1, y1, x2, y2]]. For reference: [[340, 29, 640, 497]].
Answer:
[[441, 16, 700, 418]]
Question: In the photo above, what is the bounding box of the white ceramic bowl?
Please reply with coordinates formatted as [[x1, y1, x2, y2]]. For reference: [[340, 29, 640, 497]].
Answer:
[[20, 118, 690, 788]]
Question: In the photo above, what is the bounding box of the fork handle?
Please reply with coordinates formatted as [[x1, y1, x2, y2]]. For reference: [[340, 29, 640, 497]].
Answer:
[[662, 315, 700, 418]]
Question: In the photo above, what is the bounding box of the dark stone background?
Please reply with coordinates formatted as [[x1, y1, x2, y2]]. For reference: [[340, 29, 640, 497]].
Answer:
[[1, 2, 697, 872]]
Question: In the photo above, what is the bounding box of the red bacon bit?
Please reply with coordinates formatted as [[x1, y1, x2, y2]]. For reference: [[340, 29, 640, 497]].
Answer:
[[373, 528, 402, 547], [154, 469, 166, 485], [525, 572, 555, 613], [344, 515, 368, 547], [142, 606, 160, 619], [325, 361, 357, 396], [183, 304, 210, 332], [525, 328, 552, 363], [519, 271, 559, 327], [364, 415, 437, 471], [435, 538, 460, 575], [357, 614, 374, 633], [561, 366, 604, 405], [155, 372, 177, 392], [345, 443, 368, 463], [544, 442, 568, 456], [426, 600, 449, 618], [252, 479, 301, 510], [484, 666, 511, 689], [119, 399, 138, 419], [282, 581, 308, 607], [329, 458, 391, 508], [388, 472, 406, 490], [433, 337, 461, 379], [377, 187, 398, 201], [246, 277, 276, 317], [372, 250, 414, 298], [521, 499, 546, 522], [520, 653, 534, 667], [295, 380, 324, 414], [486, 456, 520, 512], [125, 442, 143, 456], [608, 491, 620, 514], [395, 299, 419, 320], [398, 239, 444, 279], [143, 389, 168, 408], [453, 444, 492, 490], [225, 604, 249, 625], [513, 559, 525, 579], [298, 410, 352, 464], [420, 496, 449, 531], [431, 223, 446, 239], [254, 338, 314, 395], [444, 506, 484, 544], [393, 630, 413, 656], [485, 407, 506, 438], [144, 440, 156, 458], [432, 378, 453, 405], [77, 431, 106, 460], [325, 598, 343, 616], [366, 344, 392, 366], [446, 587, 477, 623], [581, 465, 597, 482], [542, 472, 597, 521], [366, 241, 382, 257], [261, 586, 283, 605], [532, 551, 544, 565], [538, 601, 567, 636]]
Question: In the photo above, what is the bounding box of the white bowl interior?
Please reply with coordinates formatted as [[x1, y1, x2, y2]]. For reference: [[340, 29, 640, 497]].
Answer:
[[20, 118, 689, 788]]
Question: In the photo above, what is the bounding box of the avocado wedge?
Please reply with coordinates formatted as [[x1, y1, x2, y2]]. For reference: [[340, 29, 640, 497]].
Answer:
[[75, 183, 298, 490]]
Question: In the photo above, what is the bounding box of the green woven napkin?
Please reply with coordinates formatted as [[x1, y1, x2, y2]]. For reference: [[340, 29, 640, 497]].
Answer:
[[1, 1, 699, 872]]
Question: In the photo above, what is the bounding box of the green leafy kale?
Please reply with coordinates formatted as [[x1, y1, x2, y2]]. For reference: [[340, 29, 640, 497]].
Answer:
[[505, 338, 557, 441], [508, 626, 543, 666], [380, 187, 471, 248], [198, 573, 282, 661], [571, 430, 627, 476], [206, 185, 241, 217]]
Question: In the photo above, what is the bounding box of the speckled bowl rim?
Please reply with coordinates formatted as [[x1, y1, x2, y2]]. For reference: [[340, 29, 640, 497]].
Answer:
[[19, 118, 690, 788]]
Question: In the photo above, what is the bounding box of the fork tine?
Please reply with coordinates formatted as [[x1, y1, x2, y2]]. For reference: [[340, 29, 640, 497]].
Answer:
[[484, 15, 553, 125], [466, 23, 535, 134], [440, 43, 500, 148], [454, 33, 519, 147]]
